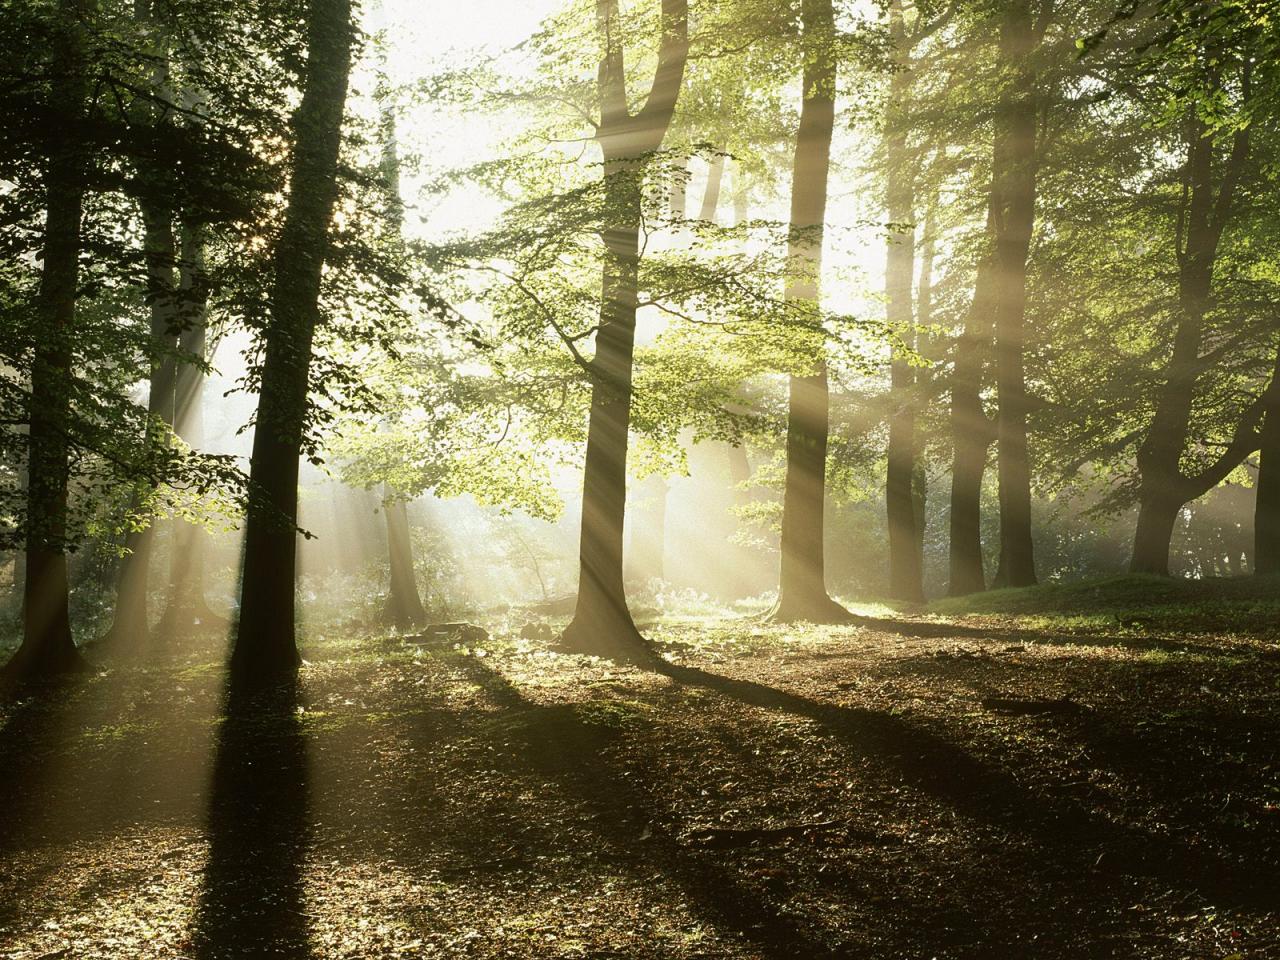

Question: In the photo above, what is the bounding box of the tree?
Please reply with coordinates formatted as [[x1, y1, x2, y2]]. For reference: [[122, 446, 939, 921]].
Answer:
[[558, 0, 689, 659], [233, 0, 355, 683], [883, 0, 924, 603], [6, 0, 92, 680], [1129, 71, 1254, 574], [771, 0, 850, 623], [989, 0, 1046, 589]]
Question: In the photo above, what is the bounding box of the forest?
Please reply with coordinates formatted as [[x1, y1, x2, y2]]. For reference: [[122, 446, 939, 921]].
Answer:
[[1, 0, 1278, 956]]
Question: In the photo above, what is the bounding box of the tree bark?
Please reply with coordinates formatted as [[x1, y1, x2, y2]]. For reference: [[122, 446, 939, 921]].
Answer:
[[772, 0, 848, 623], [883, 0, 924, 603], [233, 0, 353, 684], [990, 0, 1042, 589], [1131, 101, 1250, 575], [5, 0, 91, 681], [102, 202, 179, 648], [383, 493, 427, 628], [1253, 349, 1280, 575], [698, 151, 724, 221], [560, 0, 687, 660], [158, 222, 221, 634], [947, 211, 997, 596]]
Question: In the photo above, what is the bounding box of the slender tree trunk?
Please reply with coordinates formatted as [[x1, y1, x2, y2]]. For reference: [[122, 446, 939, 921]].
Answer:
[[947, 211, 997, 596], [912, 207, 937, 583], [383, 493, 427, 628], [990, 0, 1041, 589], [233, 0, 353, 684], [158, 223, 221, 634], [102, 204, 179, 647], [1131, 105, 1249, 574], [698, 151, 724, 221], [883, 0, 923, 603], [773, 0, 848, 623], [560, 0, 687, 659], [5, 0, 90, 680], [1253, 350, 1280, 575]]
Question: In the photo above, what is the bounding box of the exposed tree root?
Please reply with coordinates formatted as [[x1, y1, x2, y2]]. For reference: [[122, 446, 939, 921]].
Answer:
[[764, 593, 857, 626]]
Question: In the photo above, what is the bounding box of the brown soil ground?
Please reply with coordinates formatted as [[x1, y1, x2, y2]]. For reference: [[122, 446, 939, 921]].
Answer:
[[0, 612, 1277, 959]]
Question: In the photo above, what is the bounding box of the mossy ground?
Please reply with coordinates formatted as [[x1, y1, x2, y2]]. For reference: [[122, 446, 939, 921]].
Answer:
[[1, 577, 1277, 958]]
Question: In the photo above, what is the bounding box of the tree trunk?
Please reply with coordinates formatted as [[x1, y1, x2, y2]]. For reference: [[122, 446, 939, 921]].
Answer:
[[1253, 353, 1280, 575], [383, 493, 427, 628], [990, 0, 1041, 589], [1130, 104, 1249, 575], [559, 0, 687, 660], [5, 0, 90, 681], [233, 0, 353, 685], [947, 214, 998, 596], [883, 0, 923, 603], [1131, 492, 1182, 576], [158, 223, 221, 634], [102, 203, 179, 649], [698, 151, 724, 221], [773, 0, 848, 623]]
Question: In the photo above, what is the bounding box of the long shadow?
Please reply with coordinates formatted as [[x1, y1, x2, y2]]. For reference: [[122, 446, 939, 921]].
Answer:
[[454, 655, 845, 959], [190, 676, 312, 960], [842, 614, 1266, 660], [655, 661, 1279, 914]]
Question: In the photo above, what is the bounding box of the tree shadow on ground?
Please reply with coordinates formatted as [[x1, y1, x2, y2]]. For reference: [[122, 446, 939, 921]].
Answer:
[[841, 613, 1267, 659], [653, 660, 1277, 916], [189, 676, 312, 960], [453, 654, 845, 959]]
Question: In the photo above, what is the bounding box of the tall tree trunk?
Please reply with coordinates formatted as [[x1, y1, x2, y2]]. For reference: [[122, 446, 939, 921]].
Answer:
[[991, 0, 1042, 589], [1253, 348, 1280, 575], [99, 0, 182, 650], [773, 0, 848, 623], [947, 207, 998, 596], [912, 206, 937, 583], [158, 223, 221, 634], [5, 0, 90, 680], [233, 0, 353, 684], [698, 151, 724, 221], [383, 493, 427, 628], [370, 65, 428, 631], [1131, 102, 1250, 575], [560, 0, 687, 660], [102, 204, 179, 648], [883, 0, 923, 603]]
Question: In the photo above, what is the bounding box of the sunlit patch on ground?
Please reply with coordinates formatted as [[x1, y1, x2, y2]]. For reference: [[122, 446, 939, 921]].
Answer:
[[1, 607, 1277, 958]]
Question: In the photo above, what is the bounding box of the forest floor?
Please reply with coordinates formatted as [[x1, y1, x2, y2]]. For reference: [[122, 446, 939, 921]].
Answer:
[[1, 575, 1278, 959]]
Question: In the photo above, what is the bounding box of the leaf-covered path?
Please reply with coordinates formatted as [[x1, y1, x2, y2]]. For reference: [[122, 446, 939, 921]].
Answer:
[[1, 612, 1277, 959]]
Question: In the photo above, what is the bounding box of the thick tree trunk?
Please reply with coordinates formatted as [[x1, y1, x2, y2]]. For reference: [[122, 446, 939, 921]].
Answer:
[[883, 0, 923, 603], [1131, 492, 1182, 576], [773, 0, 847, 623], [991, 0, 1040, 589], [5, 0, 90, 681], [233, 0, 353, 685], [560, 0, 687, 660], [1130, 107, 1249, 575], [383, 493, 427, 628]]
